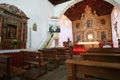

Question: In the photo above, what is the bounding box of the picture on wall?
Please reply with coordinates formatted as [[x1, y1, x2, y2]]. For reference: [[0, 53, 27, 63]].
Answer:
[[75, 33, 81, 41], [101, 31, 106, 40], [76, 23, 80, 28], [49, 19, 60, 32], [33, 23, 37, 31], [87, 20, 92, 28], [100, 19, 105, 25], [7, 24, 16, 38]]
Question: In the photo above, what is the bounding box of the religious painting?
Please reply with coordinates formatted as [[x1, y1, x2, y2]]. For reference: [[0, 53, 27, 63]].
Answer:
[[76, 23, 80, 28], [7, 24, 16, 39], [33, 23, 37, 31], [100, 19, 105, 25], [87, 20, 92, 28], [76, 33, 81, 41], [101, 31, 106, 40]]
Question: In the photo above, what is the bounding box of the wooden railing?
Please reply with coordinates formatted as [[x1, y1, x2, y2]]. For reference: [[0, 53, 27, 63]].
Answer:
[[44, 33, 54, 48]]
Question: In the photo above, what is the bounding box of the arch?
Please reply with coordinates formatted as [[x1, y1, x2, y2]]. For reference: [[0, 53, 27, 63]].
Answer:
[[59, 0, 120, 19]]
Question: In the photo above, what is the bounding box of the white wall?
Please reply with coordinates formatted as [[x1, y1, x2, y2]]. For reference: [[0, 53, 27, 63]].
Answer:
[[111, 7, 120, 47], [0, 0, 54, 49], [59, 15, 73, 46]]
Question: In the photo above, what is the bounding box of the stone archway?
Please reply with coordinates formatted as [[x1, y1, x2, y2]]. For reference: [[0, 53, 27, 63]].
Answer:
[[59, 0, 120, 19]]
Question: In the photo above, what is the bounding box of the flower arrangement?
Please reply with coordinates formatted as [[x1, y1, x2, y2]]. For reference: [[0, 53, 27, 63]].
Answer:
[[11, 39, 19, 45]]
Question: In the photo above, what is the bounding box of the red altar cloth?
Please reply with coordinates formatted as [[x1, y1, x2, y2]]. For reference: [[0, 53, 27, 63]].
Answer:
[[73, 44, 86, 55], [3, 52, 22, 67], [73, 48, 86, 55]]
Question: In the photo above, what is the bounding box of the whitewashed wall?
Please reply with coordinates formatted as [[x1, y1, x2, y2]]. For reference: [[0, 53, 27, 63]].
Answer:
[[0, 0, 54, 49], [59, 15, 73, 46]]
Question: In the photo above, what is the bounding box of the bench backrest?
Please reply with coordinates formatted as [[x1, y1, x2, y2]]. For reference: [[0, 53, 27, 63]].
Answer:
[[21, 51, 42, 63], [87, 48, 120, 53], [65, 60, 120, 80], [51, 48, 66, 56], [80, 53, 120, 63], [41, 49, 58, 60], [0, 55, 12, 79]]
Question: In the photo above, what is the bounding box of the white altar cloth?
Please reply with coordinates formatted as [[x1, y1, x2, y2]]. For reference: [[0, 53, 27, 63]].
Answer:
[[78, 42, 99, 45], [0, 48, 38, 54]]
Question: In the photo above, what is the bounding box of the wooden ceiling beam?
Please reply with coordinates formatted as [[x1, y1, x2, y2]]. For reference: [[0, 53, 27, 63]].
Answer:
[[64, 0, 113, 21]]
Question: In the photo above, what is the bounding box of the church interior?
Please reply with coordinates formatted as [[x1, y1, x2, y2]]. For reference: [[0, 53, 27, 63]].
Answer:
[[0, 0, 120, 80]]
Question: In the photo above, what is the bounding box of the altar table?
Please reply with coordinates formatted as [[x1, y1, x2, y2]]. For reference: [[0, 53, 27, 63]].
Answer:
[[78, 42, 99, 48]]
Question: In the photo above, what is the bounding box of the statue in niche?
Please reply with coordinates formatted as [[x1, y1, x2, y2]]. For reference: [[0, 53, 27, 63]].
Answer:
[[33, 23, 37, 31], [93, 10, 98, 17]]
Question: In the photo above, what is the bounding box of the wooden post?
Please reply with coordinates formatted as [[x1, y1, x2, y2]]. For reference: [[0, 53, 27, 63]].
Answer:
[[118, 39, 120, 48], [72, 65, 76, 80]]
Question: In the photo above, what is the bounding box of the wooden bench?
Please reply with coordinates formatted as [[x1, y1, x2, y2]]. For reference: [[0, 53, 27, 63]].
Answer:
[[80, 53, 120, 63], [51, 48, 66, 64], [0, 73, 4, 80], [0, 55, 26, 80], [65, 59, 120, 80], [21, 51, 49, 79], [40, 49, 60, 70], [87, 48, 120, 53], [65, 48, 73, 59]]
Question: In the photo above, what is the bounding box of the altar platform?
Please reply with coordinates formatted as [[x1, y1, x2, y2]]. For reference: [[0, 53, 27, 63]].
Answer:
[[73, 42, 99, 55]]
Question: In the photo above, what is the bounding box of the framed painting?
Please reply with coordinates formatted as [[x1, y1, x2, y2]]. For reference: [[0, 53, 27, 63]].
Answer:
[[100, 19, 105, 25], [101, 31, 106, 40], [7, 24, 17, 39], [33, 23, 37, 31], [87, 20, 92, 28], [76, 23, 80, 28], [76, 33, 81, 41]]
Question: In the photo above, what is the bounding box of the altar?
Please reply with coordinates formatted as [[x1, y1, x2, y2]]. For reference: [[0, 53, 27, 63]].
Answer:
[[78, 42, 99, 48]]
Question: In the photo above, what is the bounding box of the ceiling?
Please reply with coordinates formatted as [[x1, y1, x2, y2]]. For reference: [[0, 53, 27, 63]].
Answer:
[[64, 0, 114, 21], [48, 0, 71, 5]]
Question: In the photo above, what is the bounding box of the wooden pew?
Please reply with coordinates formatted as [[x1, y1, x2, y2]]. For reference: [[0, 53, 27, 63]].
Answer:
[[87, 48, 120, 53], [80, 53, 120, 63], [0, 55, 26, 80], [51, 48, 66, 64], [21, 51, 49, 79], [65, 60, 120, 80], [65, 47, 73, 59], [40, 49, 59, 70], [0, 73, 4, 80]]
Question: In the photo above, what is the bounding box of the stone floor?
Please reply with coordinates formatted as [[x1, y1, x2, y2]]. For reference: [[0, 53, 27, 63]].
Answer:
[[10, 55, 112, 80], [11, 55, 80, 80]]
